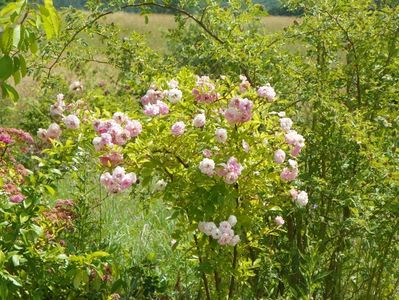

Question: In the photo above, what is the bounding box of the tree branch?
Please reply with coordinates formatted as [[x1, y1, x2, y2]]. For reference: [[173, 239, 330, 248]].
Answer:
[[46, 2, 224, 78]]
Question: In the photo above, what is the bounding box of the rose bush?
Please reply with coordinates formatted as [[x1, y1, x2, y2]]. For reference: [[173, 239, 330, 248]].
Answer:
[[30, 71, 307, 298]]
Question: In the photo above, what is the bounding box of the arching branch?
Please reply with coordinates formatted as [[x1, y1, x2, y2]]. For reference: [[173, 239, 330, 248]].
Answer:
[[46, 2, 224, 78]]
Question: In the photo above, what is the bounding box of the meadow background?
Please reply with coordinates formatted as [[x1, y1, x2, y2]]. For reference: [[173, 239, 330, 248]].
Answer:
[[0, 0, 398, 299]]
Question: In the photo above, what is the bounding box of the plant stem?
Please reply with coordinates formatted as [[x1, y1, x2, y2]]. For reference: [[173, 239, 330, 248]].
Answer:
[[194, 233, 211, 300], [228, 245, 238, 299]]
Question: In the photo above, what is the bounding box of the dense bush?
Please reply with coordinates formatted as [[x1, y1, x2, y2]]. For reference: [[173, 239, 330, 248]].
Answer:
[[0, 0, 398, 299]]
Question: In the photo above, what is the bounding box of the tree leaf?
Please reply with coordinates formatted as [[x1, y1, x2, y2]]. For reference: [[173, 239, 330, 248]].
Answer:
[[0, 56, 13, 80], [0, 27, 13, 54], [12, 24, 21, 48]]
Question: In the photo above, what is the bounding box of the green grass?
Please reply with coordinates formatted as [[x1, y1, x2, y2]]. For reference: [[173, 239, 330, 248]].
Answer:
[[102, 13, 297, 51]]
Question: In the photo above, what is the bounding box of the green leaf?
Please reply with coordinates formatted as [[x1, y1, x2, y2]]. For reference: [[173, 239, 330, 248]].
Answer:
[[12, 25, 21, 48], [11, 255, 19, 267], [39, 1, 61, 40], [19, 55, 27, 76], [0, 28, 13, 54], [73, 270, 83, 289], [0, 250, 5, 266], [29, 37, 38, 54], [90, 251, 109, 258], [0, 2, 17, 18], [44, 185, 56, 195], [0, 56, 13, 80], [1, 82, 19, 101]]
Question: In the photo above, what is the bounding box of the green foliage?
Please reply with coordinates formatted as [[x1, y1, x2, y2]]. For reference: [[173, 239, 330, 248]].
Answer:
[[0, 0, 61, 101], [1, 0, 398, 298]]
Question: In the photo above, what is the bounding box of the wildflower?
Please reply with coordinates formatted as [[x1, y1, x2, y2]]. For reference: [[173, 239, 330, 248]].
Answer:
[[125, 120, 142, 137], [199, 158, 215, 176], [224, 97, 253, 124], [275, 216, 285, 226], [166, 88, 183, 104], [46, 123, 62, 140], [215, 128, 227, 143], [171, 121, 185, 136], [280, 117, 293, 132], [193, 113, 206, 128], [63, 115, 80, 129], [257, 83, 276, 101], [228, 215, 237, 227], [274, 149, 286, 164], [296, 191, 308, 206]]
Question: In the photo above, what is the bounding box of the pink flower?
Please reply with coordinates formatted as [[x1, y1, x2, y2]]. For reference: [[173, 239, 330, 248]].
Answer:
[[144, 103, 160, 116], [280, 118, 293, 131], [57, 94, 64, 101], [296, 191, 308, 206], [50, 100, 65, 117], [285, 130, 305, 147], [280, 167, 299, 181], [171, 121, 185, 136], [224, 172, 239, 184], [46, 123, 62, 140], [165, 88, 182, 104], [193, 113, 206, 128], [275, 216, 285, 226], [114, 129, 131, 146], [215, 128, 227, 143], [229, 235, 240, 246], [0, 134, 13, 144], [100, 172, 113, 187], [157, 100, 169, 115], [224, 108, 240, 124], [257, 83, 276, 101], [202, 149, 212, 158], [274, 149, 286, 164], [63, 115, 80, 129], [192, 76, 219, 103], [113, 112, 128, 124], [290, 189, 299, 200], [120, 173, 137, 189], [239, 75, 251, 93], [125, 120, 142, 137], [199, 158, 215, 176], [10, 194, 25, 203], [211, 228, 221, 239], [224, 97, 253, 124], [218, 233, 233, 245], [37, 128, 48, 142], [141, 89, 164, 105], [226, 157, 242, 176], [112, 166, 125, 181], [291, 145, 302, 157], [99, 152, 123, 167], [101, 167, 137, 193], [219, 221, 232, 233]]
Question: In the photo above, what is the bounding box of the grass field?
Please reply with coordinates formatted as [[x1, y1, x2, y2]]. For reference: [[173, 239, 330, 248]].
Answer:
[[103, 13, 297, 51], [9, 13, 296, 105]]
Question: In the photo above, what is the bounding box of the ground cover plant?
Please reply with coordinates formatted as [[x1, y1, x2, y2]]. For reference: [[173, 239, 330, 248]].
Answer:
[[0, 0, 398, 299]]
